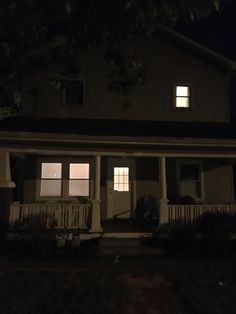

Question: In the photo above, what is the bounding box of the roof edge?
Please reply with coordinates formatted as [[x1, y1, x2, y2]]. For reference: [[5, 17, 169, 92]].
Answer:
[[157, 24, 236, 71]]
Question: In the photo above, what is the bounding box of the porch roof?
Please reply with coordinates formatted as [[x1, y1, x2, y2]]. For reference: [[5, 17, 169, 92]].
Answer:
[[0, 117, 236, 139], [1, 118, 236, 157]]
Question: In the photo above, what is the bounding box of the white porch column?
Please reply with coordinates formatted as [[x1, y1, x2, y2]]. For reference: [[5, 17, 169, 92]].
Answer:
[[158, 157, 169, 225], [0, 151, 15, 188], [90, 155, 103, 232], [0, 151, 15, 234], [159, 157, 167, 200]]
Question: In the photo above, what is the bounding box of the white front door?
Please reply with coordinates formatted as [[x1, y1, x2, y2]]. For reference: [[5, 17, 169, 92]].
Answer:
[[107, 158, 135, 219]]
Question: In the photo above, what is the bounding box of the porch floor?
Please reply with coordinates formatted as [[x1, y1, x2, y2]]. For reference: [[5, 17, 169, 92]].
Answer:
[[101, 218, 157, 233]]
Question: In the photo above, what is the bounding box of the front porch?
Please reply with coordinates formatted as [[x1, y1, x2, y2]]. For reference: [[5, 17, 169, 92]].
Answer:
[[1, 141, 236, 237]]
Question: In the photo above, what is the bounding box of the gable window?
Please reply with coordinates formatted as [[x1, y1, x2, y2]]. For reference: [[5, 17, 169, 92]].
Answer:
[[175, 85, 190, 108], [38, 161, 90, 198], [64, 80, 84, 105]]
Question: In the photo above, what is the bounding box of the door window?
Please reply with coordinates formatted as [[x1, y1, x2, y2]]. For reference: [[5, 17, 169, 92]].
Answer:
[[114, 167, 129, 192]]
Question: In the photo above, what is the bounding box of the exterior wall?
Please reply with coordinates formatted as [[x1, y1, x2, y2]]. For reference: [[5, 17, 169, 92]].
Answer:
[[166, 158, 178, 202], [23, 156, 37, 203], [167, 158, 234, 203], [204, 159, 234, 203], [22, 36, 230, 123], [135, 158, 160, 203]]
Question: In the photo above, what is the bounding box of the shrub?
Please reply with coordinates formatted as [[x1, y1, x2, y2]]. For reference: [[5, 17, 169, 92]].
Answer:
[[196, 211, 236, 237], [194, 211, 236, 257]]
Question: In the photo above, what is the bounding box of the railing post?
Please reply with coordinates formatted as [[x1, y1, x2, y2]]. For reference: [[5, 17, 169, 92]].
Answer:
[[90, 155, 103, 232]]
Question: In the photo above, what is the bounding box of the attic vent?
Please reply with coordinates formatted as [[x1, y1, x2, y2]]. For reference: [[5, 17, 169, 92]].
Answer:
[[64, 80, 84, 106]]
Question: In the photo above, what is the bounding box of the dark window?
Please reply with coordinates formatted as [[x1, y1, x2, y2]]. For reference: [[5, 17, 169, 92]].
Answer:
[[180, 164, 199, 181], [64, 80, 84, 105]]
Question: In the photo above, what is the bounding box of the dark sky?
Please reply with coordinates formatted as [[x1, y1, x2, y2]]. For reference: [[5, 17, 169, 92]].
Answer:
[[176, 0, 236, 62]]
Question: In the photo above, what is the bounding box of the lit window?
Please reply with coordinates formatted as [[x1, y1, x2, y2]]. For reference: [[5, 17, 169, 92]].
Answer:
[[39, 161, 91, 198], [175, 85, 190, 108], [69, 163, 89, 196], [40, 163, 62, 196], [64, 80, 84, 105], [114, 167, 129, 192]]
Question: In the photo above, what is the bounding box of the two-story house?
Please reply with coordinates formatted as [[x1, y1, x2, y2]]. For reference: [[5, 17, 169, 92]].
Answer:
[[1, 25, 236, 238]]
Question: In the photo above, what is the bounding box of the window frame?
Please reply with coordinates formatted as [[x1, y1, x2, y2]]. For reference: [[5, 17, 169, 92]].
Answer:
[[173, 83, 192, 109], [63, 79, 85, 106], [177, 159, 204, 201], [68, 163, 90, 197], [36, 158, 91, 200], [40, 162, 63, 197]]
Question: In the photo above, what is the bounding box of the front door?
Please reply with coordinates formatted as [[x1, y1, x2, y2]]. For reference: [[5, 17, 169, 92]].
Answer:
[[107, 158, 135, 219]]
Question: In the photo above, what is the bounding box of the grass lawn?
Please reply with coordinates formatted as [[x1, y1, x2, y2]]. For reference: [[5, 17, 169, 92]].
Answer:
[[0, 257, 235, 314]]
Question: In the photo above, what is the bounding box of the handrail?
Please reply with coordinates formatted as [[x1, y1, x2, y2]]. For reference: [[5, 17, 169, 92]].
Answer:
[[113, 210, 131, 219]]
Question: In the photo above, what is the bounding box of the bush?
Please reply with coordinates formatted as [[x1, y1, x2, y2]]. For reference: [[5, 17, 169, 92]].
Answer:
[[194, 211, 236, 257], [154, 212, 236, 258], [5, 217, 57, 259], [153, 223, 197, 256], [196, 211, 236, 237]]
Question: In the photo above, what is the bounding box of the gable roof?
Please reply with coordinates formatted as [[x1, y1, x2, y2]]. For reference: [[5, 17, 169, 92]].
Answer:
[[156, 25, 236, 71]]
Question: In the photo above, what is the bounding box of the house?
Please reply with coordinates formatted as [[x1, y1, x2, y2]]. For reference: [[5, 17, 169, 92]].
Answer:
[[1, 25, 236, 240]]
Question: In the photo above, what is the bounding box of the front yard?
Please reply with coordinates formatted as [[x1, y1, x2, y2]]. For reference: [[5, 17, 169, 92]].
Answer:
[[0, 257, 235, 314]]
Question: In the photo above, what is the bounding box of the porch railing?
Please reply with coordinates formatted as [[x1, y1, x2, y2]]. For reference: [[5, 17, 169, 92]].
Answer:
[[167, 204, 236, 225], [9, 202, 91, 230]]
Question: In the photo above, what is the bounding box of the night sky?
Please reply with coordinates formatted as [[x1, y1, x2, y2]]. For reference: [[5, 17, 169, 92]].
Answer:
[[176, 1, 236, 61]]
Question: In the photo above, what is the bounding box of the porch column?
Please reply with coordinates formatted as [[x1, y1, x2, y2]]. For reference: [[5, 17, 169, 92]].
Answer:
[[160, 157, 167, 199], [90, 155, 103, 232], [158, 157, 169, 225], [0, 151, 15, 235]]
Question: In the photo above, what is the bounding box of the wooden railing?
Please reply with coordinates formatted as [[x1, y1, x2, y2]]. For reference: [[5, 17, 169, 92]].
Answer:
[[9, 202, 91, 230], [167, 204, 236, 225]]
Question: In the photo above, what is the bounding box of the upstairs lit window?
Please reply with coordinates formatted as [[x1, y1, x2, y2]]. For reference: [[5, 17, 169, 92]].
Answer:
[[64, 80, 84, 105], [175, 85, 190, 108]]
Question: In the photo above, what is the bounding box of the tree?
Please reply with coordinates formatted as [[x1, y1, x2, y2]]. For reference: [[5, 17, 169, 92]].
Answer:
[[0, 0, 222, 118]]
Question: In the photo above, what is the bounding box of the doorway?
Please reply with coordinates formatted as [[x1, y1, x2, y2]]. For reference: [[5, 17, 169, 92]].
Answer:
[[106, 158, 135, 219]]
